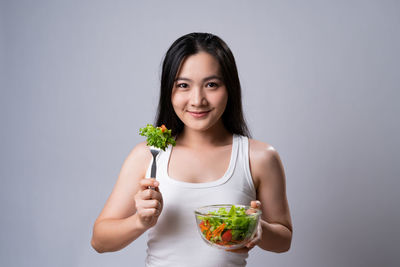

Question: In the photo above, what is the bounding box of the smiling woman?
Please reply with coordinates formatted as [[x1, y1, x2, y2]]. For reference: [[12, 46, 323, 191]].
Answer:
[[91, 32, 292, 267], [155, 33, 250, 138], [171, 52, 228, 133]]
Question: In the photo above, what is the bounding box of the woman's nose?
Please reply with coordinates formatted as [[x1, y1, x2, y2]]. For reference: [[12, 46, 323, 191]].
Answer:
[[190, 87, 207, 106]]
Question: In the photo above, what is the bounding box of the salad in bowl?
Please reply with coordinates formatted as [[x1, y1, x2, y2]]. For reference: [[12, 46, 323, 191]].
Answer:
[[194, 204, 261, 250]]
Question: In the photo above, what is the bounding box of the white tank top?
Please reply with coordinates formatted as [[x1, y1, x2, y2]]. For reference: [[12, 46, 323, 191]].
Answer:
[[145, 135, 256, 267]]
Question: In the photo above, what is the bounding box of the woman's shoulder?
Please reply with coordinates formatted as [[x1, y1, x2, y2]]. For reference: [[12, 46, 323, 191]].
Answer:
[[248, 138, 283, 184], [130, 141, 151, 155], [248, 138, 278, 159], [122, 141, 152, 169]]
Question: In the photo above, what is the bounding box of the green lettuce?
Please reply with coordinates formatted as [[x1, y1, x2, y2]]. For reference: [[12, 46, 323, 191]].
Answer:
[[139, 124, 176, 151], [197, 205, 257, 245]]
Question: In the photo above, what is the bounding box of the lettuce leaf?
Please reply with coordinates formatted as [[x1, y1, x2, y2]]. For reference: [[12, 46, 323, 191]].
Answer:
[[139, 124, 176, 151]]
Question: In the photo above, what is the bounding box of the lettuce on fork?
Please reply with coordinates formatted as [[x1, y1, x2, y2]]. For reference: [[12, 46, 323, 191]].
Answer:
[[139, 124, 176, 151]]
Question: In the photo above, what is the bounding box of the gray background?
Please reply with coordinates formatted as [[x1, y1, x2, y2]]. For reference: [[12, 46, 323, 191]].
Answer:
[[1, 0, 399, 266]]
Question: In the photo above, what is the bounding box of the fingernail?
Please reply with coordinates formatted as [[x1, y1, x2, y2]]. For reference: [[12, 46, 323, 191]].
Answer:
[[154, 181, 159, 187]]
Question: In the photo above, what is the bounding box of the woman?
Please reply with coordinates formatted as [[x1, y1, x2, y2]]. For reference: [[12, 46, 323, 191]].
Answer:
[[91, 32, 292, 266]]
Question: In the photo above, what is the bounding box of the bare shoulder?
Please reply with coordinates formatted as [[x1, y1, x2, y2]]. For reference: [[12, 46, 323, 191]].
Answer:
[[126, 141, 151, 161], [121, 141, 152, 175], [249, 139, 281, 165], [95, 141, 151, 220], [248, 139, 284, 188]]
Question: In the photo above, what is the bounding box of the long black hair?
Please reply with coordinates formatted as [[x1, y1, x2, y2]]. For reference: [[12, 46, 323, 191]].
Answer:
[[155, 32, 250, 137]]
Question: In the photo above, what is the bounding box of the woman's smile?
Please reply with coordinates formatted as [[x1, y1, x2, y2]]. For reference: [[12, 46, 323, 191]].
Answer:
[[187, 110, 212, 118]]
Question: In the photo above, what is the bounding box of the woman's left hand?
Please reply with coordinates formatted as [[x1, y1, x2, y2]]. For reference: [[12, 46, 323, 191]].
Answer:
[[226, 200, 262, 253]]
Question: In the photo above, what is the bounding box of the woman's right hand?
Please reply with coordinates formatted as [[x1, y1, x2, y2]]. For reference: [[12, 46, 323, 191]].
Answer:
[[134, 178, 163, 230]]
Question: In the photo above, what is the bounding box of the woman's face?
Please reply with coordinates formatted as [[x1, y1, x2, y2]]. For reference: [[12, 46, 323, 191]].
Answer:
[[171, 52, 228, 133]]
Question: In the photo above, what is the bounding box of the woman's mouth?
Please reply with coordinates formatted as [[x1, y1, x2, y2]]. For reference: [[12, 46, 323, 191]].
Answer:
[[188, 110, 210, 118]]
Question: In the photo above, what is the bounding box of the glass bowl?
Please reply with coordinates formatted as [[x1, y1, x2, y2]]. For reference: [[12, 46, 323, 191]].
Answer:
[[194, 204, 261, 250]]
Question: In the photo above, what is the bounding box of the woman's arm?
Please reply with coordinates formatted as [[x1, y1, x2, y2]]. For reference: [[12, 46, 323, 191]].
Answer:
[[249, 139, 293, 253], [91, 142, 162, 253]]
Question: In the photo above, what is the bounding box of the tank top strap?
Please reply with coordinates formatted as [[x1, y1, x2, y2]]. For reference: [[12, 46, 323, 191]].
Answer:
[[236, 135, 256, 194]]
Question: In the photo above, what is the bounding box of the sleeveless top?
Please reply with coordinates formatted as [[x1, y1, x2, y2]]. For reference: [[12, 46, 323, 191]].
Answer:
[[145, 135, 256, 267]]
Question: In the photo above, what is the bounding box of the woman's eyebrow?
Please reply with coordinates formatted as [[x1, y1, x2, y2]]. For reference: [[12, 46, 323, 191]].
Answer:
[[203, 75, 222, 82], [174, 75, 222, 82], [174, 77, 192, 82]]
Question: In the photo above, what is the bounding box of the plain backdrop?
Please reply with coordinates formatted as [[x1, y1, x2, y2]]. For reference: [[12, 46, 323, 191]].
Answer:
[[1, 0, 399, 266]]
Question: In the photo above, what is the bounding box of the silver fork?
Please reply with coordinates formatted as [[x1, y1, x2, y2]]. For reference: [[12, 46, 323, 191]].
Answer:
[[149, 146, 161, 189]]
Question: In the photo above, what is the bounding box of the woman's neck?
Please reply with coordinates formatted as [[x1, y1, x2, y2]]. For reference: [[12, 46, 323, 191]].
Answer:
[[177, 124, 232, 149]]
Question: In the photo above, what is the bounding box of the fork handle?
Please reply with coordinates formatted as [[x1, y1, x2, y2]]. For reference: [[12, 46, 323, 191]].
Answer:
[[151, 154, 157, 178], [149, 155, 157, 190]]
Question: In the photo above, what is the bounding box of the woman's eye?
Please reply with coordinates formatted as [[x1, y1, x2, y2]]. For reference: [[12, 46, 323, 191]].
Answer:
[[206, 82, 218, 88], [177, 83, 189, 89]]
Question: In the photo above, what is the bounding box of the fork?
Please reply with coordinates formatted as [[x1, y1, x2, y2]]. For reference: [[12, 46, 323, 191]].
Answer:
[[149, 146, 161, 190]]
